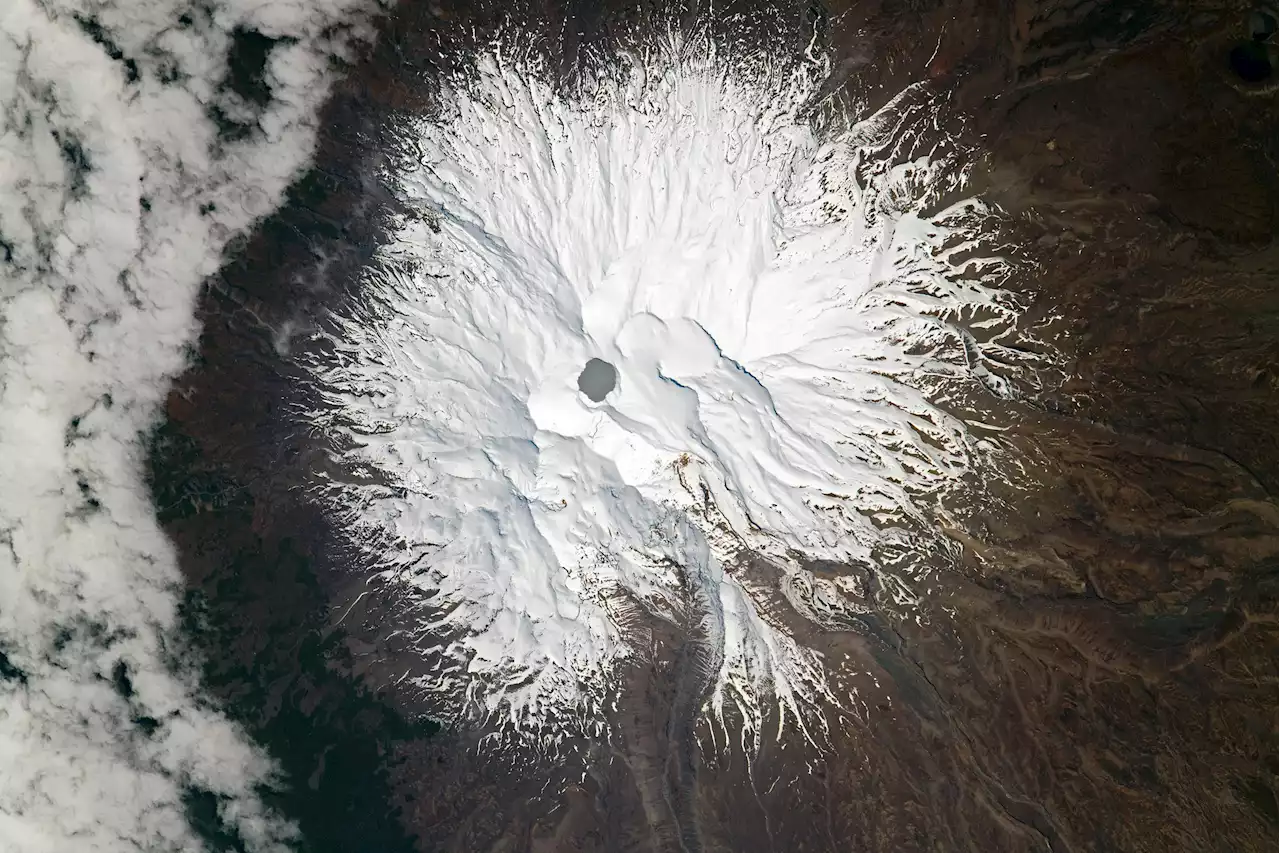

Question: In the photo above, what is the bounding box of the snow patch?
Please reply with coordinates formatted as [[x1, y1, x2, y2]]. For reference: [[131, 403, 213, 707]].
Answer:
[[308, 41, 1029, 746]]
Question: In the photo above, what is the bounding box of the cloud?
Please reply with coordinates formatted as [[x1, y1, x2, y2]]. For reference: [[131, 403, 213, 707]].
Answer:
[[0, 0, 381, 849]]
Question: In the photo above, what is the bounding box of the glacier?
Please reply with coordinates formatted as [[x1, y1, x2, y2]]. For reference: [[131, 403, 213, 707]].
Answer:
[[304, 37, 1035, 748]]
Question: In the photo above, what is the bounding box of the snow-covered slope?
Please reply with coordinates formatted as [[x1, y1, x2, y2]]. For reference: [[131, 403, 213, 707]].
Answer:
[[309, 39, 1032, 745]]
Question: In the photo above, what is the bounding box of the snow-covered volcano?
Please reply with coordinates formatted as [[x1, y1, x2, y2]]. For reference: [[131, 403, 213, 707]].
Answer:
[[307, 40, 1029, 743]]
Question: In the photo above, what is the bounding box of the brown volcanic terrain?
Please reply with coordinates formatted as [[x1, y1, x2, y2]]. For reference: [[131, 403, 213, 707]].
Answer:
[[149, 1, 1276, 851]]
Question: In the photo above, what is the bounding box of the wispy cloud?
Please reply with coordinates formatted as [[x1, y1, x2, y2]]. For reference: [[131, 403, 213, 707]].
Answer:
[[0, 0, 380, 849]]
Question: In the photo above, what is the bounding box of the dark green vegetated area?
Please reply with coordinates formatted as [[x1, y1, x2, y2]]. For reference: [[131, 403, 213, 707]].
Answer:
[[148, 420, 435, 853]]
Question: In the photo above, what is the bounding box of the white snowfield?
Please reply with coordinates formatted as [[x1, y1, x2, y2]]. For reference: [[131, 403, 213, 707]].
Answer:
[[311, 43, 1032, 747]]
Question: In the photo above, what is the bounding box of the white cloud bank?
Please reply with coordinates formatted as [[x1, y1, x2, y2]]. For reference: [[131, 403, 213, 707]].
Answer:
[[307, 40, 1043, 749], [0, 0, 379, 849]]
